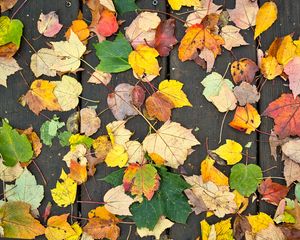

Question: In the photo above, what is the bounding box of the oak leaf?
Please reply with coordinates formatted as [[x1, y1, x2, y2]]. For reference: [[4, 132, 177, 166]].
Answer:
[[37, 11, 63, 37], [0, 57, 21, 87], [143, 121, 200, 169], [263, 94, 300, 138]]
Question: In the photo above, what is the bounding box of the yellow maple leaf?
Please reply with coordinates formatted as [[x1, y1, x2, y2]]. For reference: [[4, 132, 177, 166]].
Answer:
[[51, 169, 77, 207], [105, 144, 128, 168], [45, 214, 82, 240], [213, 139, 243, 165], [276, 34, 296, 66], [168, 0, 201, 10], [254, 1, 278, 39], [201, 156, 228, 186], [260, 56, 283, 80], [128, 44, 160, 78], [200, 219, 233, 240], [247, 212, 274, 234], [158, 80, 192, 108]]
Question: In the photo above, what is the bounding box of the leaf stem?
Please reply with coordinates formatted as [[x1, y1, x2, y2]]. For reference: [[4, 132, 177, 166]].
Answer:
[[78, 95, 100, 103], [218, 110, 228, 144]]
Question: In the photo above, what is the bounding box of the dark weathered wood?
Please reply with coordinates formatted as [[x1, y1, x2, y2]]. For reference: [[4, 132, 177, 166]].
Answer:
[[79, 1, 168, 239], [0, 0, 80, 228], [168, 0, 258, 238], [258, 0, 300, 216]]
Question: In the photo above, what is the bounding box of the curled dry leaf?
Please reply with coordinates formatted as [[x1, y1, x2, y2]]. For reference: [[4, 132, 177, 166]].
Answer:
[[125, 12, 161, 49], [143, 121, 200, 169], [231, 58, 259, 84], [107, 83, 139, 120], [88, 70, 112, 85], [37, 11, 63, 37], [80, 108, 101, 136], [282, 139, 300, 163], [154, 19, 178, 57], [198, 47, 215, 72], [0, 57, 22, 87], [221, 25, 249, 51], [103, 185, 135, 216], [227, 0, 259, 30], [233, 82, 260, 106]]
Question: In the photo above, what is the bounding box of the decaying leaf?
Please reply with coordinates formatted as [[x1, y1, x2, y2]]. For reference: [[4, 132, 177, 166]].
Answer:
[[37, 11, 63, 37], [231, 58, 259, 84], [233, 82, 260, 106], [80, 108, 101, 136]]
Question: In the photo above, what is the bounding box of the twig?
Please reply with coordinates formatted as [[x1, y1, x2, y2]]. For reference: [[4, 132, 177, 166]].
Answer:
[[11, 0, 28, 19], [32, 159, 47, 185], [77, 200, 106, 205], [218, 110, 228, 144]]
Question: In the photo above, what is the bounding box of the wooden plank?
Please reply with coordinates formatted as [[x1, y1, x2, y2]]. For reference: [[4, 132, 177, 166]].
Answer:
[[0, 0, 80, 224], [79, 1, 168, 239], [168, 0, 258, 239], [258, 0, 300, 215]]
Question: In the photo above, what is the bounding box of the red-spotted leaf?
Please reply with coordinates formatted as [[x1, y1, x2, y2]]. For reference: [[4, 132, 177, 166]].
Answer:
[[258, 178, 289, 206], [123, 163, 160, 200], [154, 19, 178, 57]]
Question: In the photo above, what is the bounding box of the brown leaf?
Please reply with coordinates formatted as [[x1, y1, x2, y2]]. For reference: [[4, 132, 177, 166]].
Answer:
[[269, 130, 289, 160], [0, 0, 18, 12], [282, 138, 300, 163], [231, 58, 259, 84], [234, 215, 252, 240], [80, 108, 101, 136], [283, 154, 300, 186], [154, 19, 178, 57], [18, 127, 42, 158], [233, 82, 260, 106], [145, 92, 175, 122], [184, 189, 208, 214], [280, 226, 300, 240], [132, 85, 145, 108], [0, 42, 18, 58]]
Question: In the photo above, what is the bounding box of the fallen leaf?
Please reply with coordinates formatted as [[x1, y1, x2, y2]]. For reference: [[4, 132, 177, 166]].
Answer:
[[54, 75, 83, 111], [30, 48, 58, 77], [284, 56, 300, 98], [145, 92, 175, 122], [209, 83, 237, 112], [107, 83, 138, 120], [247, 212, 273, 234], [276, 34, 296, 66], [69, 160, 87, 185], [65, 19, 90, 42], [283, 155, 300, 186], [123, 163, 160, 200], [132, 85, 145, 108], [213, 139, 243, 165], [6, 168, 44, 210], [37, 11, 63, 37], [258, 178, 289, 205], [254, 222, 285, 240], [125, 12, 161, 49], [103, 185, 135, 216], [254, 1, 278, 39], [229, 103, 261, 134], [0, 120, 33, 167], [143, 121, 200, 168], [45, 214, 81, 240], [92, 135, 112, 161], [200, 218, 233, 240], [231, 58, 259, 84], [80, 108, 101, 136], [221, 25, 249, 51], [260, 56, 283, 80], [184, 189, 208, 214], [87, 70, 112, 85], [201, 156, 229, 186], [113, 0, 137, 15], [63, 144, 87, 167], [0, 0, 17, 12], [282, 139, 300, 163], [234, 215, 252, 240], [0, 201, 45, 239], [40, 115, 65, 146], [263, 94, 300, 138], [51, 169, 77, 207], [233, 82, 260, 106], [42, 202, 52, 223], [137, 216, 174, 239], [106, 120, 132, 146], [227, 0, 259, 30], [168, 0, 200, 10], [95, 9, 118, 37], [0, 57, 21, 87], [154, 19, 178, 57], [21, 79, 61, 115], [126, 140, 145, 164], [230, 163, 263, 197], [128, 44, 160, 78], [18, 127, 42, 158], [199, 47, 215, 72], [105, 144, 128, 168], [83, 206, 120, 240], [0, 157, 23, 182]]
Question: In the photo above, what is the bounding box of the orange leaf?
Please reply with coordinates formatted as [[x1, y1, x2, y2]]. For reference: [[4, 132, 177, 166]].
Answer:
[[229, 103, 261, 134], [201, 156, 228, 186], [96, 9, 118, 37], [65, 19, 90, 42], [69, 160, 87, 185]]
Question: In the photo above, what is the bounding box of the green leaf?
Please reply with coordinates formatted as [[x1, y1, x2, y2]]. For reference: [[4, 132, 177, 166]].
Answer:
[[130, 169, 191, 230], [58, 131, 72, 147], [102, 168, 125, 186], [0, 16, 23, 47], [94, 32, 132, 73], [295, 183, 300, 201], [113, 0, 139, 15], [230, 163, 263, 197], [6, 168, 44, 210], [69, 134, 93, 148], [40, 115, 65, 146], [0, 120, 33, 167]]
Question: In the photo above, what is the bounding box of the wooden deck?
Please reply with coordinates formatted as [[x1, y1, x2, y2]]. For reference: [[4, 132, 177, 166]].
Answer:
[[1, 0, 300, 239]]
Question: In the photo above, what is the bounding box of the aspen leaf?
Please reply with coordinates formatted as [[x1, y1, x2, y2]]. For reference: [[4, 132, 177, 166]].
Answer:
[[51, 169, 77, 207], [0, 57, 21, 87], [123, 163, 160, 200], [254, 2, 278, 39], [0, 201, 45, 239], [213, 139, 243, 165], [158, 79, 192, 108], [168, 0, 200, 10], [54, 75, 82, 111], [105, 144, 128, 168], [37, 11, 63, 37], [104, 185, 135, 216], [143, 121, 200, 169], [83, 206, 120, 240], [45, 214, 81, 240], [229, 104, 261, 134], [65, 19, 90, 42], [128, 44, 160, 78]]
